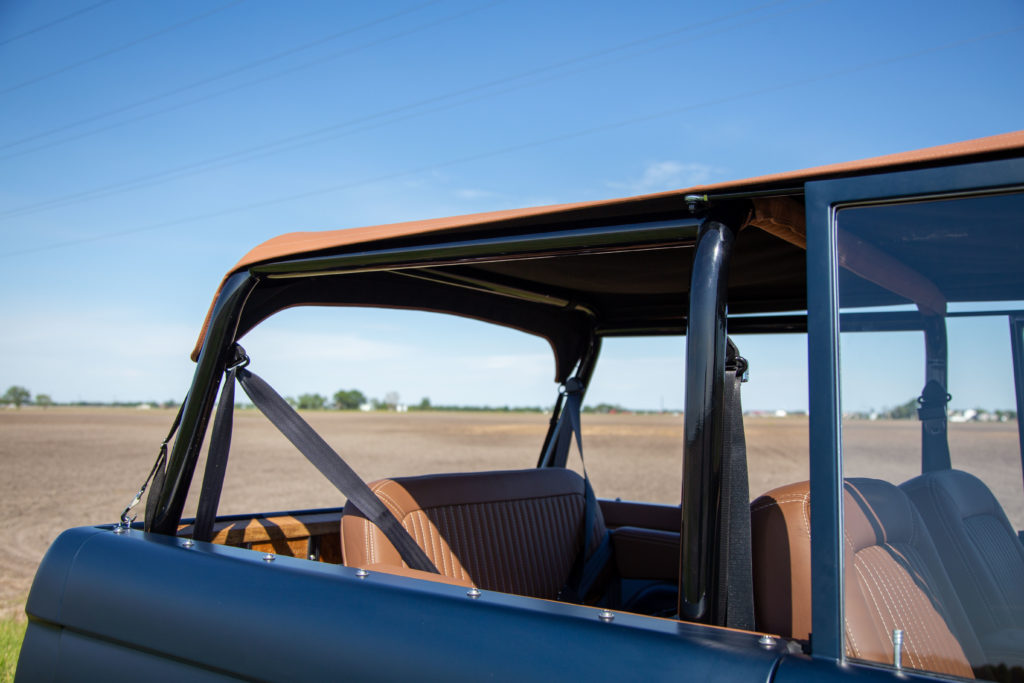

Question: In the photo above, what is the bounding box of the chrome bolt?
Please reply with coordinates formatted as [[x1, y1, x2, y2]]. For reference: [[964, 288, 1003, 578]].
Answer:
[[182, 539, 194, 548], [355, 568, 369, 579], [684, 193, 708, 214], [466, 587, 481, 599], [892, 629, 904, 669], [758, 635, 777, 648], [112, 526, 127, 535], [262, 553, 275, 562], [598, 610, 615, 623]]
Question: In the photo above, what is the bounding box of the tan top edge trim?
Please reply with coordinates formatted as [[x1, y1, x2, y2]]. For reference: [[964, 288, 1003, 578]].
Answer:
[[191, 130, 1023, 359]]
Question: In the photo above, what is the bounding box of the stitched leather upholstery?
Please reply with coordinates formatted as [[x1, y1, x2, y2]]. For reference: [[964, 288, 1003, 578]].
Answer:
[[902, 469, 1024, 669], [751, 478, 984, 678], [340, 468, 606, 600], [750, 481, 813, 642]]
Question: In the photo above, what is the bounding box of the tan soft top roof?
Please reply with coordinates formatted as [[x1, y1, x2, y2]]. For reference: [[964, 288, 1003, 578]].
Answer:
[[194, 130, 1024, 360]]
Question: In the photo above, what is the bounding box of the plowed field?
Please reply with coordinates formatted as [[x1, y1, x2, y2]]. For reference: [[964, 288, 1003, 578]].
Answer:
[[1, 407, 1019, 618]]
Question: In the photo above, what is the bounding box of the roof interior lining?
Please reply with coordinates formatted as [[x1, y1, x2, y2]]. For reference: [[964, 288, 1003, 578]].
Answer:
[[746, 196, 947, 316]]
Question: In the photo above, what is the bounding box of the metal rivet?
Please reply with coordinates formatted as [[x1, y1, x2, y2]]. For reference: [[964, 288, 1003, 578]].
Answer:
[[758, 635, 777, 648], [684, 193, 708, 213], [112, 525, 129, 535], [182, 539, 194, 548], [262, 553, 275, 562], [355, 568, 369, 579], [466, 587, 481, 599], [598, 610, 615, 623]]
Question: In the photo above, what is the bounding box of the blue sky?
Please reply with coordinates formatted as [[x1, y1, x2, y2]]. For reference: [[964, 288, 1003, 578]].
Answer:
[[1, 0, 1022, 410]]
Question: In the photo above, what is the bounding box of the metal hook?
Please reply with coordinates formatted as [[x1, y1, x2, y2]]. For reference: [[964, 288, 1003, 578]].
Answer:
[[115, 441, 168, 533], [227, 346, 250, 372]]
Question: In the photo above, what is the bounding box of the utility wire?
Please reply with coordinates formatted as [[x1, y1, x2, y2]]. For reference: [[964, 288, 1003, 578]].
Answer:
[[0, 0, 116, 47], [0, 0, 806, 219], [0, 0, 247, 96], [3, 22, 1019, 261], [0, 0, 443, 153], [0, 0, 500, 160]]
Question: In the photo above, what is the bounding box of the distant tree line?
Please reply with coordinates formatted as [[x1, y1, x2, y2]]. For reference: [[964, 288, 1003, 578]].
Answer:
[[1, 385, 180, 410], [847, 396, 1017, 421], [281, 388, 548, 413], [2, 385, 34, 408], [582, 403, 625, 414], [2, 385, 53, 408]]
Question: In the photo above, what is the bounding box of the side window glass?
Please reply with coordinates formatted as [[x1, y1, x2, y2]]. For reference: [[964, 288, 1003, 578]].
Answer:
[[581, 336, 685, 505], [183, 307, 555, 517], [739, 333, 810, 499], [580, 333, 809, 506], [836, 192, 1024, 679]]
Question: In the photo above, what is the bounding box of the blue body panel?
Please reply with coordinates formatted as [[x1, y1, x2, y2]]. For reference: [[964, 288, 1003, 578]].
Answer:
[[19, 526, 788, 681]]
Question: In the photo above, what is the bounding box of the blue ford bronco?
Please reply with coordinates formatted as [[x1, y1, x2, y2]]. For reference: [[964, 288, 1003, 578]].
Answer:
[[17, 131, 1024, 681]]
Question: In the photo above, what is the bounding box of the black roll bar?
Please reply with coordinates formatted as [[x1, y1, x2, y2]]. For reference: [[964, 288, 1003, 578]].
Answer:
[[148, 271, 258, 535], [678, 210, 741, 624]]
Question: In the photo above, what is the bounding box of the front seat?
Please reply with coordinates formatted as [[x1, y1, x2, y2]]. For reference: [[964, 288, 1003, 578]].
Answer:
[[902, 469, 1024, 670], [751, 478, 985, 678]]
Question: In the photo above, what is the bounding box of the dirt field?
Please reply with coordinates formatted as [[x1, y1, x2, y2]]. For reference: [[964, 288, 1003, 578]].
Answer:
[[1, 407, 1020, 619]]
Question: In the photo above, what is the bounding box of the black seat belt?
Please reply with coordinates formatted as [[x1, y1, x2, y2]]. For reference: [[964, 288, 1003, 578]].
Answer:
[[193, 347, 440, 574], [554, 378, 612, 604], [920, 315, 952, 473], [716, 339, 754, 630]]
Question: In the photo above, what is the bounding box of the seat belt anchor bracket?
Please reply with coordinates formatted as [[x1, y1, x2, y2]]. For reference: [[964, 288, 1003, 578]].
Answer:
[[227, 344, 250, 372]]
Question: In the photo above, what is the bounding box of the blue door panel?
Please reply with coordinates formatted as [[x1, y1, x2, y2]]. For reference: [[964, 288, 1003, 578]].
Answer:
[[22, 526, 783, 682]]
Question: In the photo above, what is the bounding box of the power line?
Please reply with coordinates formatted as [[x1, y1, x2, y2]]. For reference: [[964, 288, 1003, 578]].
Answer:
[[4, 22, 1018, 261], [0, 0, 500, 160], [0, 0, 443, 153], [0, 0, 247, 96], [0, 0, 805, 219], [0, 0, 117, 47]]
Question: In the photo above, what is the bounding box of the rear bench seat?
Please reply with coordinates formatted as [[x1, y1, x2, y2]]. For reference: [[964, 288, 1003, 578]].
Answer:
[[340, 468, 607, 600], [751, 478, 985, 678]]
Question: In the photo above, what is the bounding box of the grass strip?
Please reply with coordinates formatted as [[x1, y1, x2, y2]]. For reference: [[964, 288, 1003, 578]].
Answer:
[[0, 616, 27, 683]]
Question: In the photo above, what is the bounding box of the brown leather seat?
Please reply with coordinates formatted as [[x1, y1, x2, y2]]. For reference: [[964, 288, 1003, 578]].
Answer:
[[751, 478, 985, 678], [340, 468, 606, 600]]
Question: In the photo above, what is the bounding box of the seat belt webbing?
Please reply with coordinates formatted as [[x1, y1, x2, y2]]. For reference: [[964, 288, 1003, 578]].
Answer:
[[717, 340, 755, 630], [920, 314, 952, 473], [192, 350, 439, 574], [193, 366, 238, 543], [918, 379, 952, 473], [557, 378, 612, 603], [236, 367, 440, 574]]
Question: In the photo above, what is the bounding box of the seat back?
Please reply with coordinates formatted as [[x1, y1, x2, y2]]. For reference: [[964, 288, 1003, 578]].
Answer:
[[340, 468, 606, 600], [902, 469, 1024, 666], [751, 478, 983, 678]]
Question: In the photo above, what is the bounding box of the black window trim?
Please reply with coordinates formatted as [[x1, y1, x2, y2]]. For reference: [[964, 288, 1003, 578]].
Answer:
[[805, 155, 1024, 664]]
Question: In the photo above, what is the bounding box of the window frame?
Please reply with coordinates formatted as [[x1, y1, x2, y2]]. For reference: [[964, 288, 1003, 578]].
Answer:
[[804, 155, 1024, 664]]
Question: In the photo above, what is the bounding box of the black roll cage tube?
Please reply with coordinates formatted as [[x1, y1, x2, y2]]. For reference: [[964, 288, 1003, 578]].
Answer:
[[148, 270, 259, 535], [678, 205, 747, 625], [148, 217, 703, 536], [1012, 315, 1024, 501]]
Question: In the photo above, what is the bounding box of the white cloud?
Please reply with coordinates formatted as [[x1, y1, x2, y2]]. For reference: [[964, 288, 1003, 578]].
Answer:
[[454, 188, 500, 201], [608, 161, 719, 194]]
